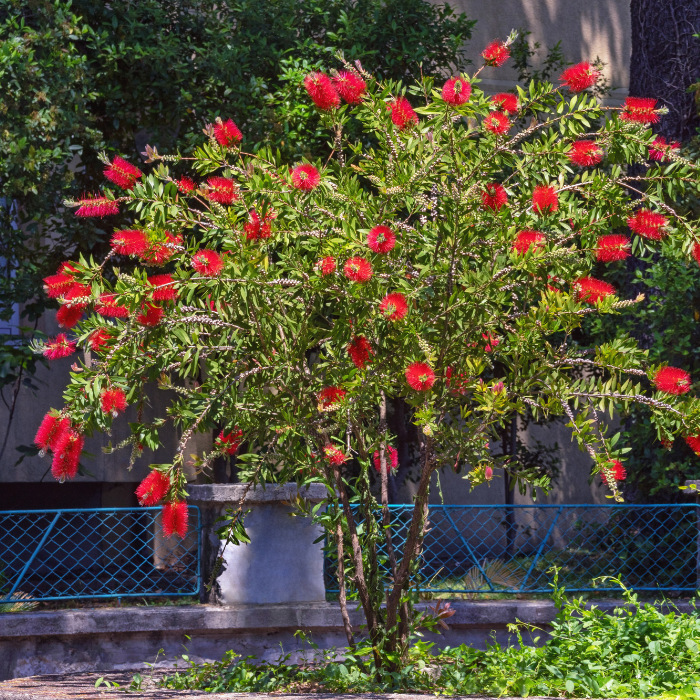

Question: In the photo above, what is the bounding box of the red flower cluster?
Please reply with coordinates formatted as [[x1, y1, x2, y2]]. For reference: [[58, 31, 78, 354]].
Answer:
[[332, 71, 366, 104], [532, 185, 558, 214], [576, 277, 615, 303], [213, 118, 242, 147], [141, 232, 183, 266], [318, 386, 347, 409], [111, 230, 148, 257], [304, 72, 341, 111], [192, 249, 224, 277], [88, 328, 113, 353], [148, 274, 178, 301], [323, 444, 347, 465], [51, 428, 84, 482], [596, 234, 630, 262], [405, 362, 436, 391], [649, 136, 680, 161], [481, 183, 507, 211], [104, 156, 142, 190], [344, 256, 373, 283], [379, 292, 408, 321], [513, 230, 546, 254], [627, 209, 668, 240], [205, 176, 238, 205], [291, 164, 320, 191], [373, 445, 399, 473], [136, 303, 163, 326], [559, 62, 600, 92], [101, 388, 127, 416], [482, 40, 510, 67], [176, 176, 197, 193], [693, 243, 700, 268], [568, 140, 603, 167], [446, 367, 469, 395], [491, 93, 518, 113], [216, 428, 243, 455], [319, 256, 336, 276], [136, 470, 170, 506], [600, 460, 627, 485], [162, 501, 189, 538], [35, 414, 70, 454], [653, 366, 691, 395], [484, 111, 510, 134], [442, 77, 471, 105], [685, 435, 700, 456], [347, 335, 373, 369], [482, 333, 500, 352], [367, 225, 396, 254], [621, 97, 659, 124], [43, 265, 77, 298], [389, 96, 418, 130], [96, 293, 129, 318], [75, 195, 119, 218], [244, 209, 274, 241], [44, 334, 76, 360]]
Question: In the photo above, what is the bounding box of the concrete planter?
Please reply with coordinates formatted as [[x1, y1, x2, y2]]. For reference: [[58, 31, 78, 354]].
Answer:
[[187, 483, 328, 605]]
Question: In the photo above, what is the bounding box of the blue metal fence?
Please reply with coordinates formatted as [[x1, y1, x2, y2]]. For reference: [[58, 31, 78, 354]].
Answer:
[[325, 504, 700, 594], [0, 507, 201, 605]]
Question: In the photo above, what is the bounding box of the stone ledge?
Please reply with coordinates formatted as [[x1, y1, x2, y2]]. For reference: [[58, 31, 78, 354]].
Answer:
[[186, 483, 328, 504]]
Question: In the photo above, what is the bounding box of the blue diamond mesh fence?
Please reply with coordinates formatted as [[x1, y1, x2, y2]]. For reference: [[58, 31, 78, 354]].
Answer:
[[0, 507, 200, 606], [324, 504, 700, 595]]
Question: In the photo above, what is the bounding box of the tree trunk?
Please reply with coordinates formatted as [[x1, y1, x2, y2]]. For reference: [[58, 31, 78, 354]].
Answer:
[[629, 0, 700, 141]]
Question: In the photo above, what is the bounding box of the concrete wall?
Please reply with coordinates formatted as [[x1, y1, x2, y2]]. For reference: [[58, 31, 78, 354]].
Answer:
[[445, 0, 631, 104]]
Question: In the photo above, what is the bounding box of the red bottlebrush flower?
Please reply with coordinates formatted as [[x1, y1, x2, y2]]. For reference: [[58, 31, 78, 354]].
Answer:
[[532, 185, 558, 215], [213, 118, 243, 147], [323, 444, 348, 465], [192, 249, 224, 277], [291, 164, 321, 191], [600, 460, 627, 485], [389, 96, 418, 130], [442, 77, 471, 105], [206, 176, 238, 205], [148, 274, 178, 301], [111, 230, 149, 257], [406, 362, 436, 391], [96, 293, 129, 318], [304, 72, 340, 111], [216, 428, 243, 455], [596, 234, 631, 262], [332, 71, 366, 104], [318, 386, 347, 409], [344, 256, 373, 283], [513, 230, 546, 254], [367, 225, 396, 254], [244, 209, 273, 241], [62, 283, 91, 303], [653, 366, 692, 395], [446, 367, 469, 395], [575, 277, 615, 304], [140, 232, 183, 266], [347, 335, 373, 369], [101, 388, 127, 416], [482, 40, 510, 67], [35, 414, 70, 453], [136, 470, 170, 506], [88, 328, 113, 353], [621, 97, 660, 124], [481, 183, 508, 211], [373, 445, 399, 473], [51, 428, 84, 482], [491, 92, 518, 113], [43, 272, 75, 298], [176, 176, 197, 193], [136, 303, 163, 326], [568, 140, 603, 167], [693, 242, 700, 267], [56, 304, 84, 329], [162, 501, 189, 538], [75, 195, 119, 218], [685, 435, 700, 456], [379, 292, 408, 321], [104, 156, 142, 190], [559, 62, 600, 93], [649, 136, 680, 161], [318, 256, 337, 276], [484, 111, 510, 135], [627, 209, 668, 240]]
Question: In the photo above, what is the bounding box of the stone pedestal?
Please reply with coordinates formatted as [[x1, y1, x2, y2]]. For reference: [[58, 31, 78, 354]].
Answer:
[[187, 483, 328, 605]]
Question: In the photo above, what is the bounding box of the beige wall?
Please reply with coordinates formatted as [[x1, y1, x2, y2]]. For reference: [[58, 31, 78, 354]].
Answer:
[[444, 0, 631, 104]]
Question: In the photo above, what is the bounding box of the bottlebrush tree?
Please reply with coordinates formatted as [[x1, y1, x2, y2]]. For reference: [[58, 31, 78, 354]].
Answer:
[[35, 34, 700, 666]]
